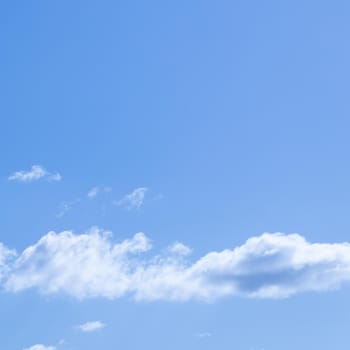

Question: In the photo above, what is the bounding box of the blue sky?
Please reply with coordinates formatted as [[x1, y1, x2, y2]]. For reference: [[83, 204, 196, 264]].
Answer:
[[2, 1, 350, 349]]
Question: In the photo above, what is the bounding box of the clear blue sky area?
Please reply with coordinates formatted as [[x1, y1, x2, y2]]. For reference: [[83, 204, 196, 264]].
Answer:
[[1, 1, 350, 349]]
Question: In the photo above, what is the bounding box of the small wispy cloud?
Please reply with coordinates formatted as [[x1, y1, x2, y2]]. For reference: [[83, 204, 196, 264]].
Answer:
[[56, 199, 80, 218], [195, 332, 212, 338], [78, 321, 105, 332], [115, 187, 148, 210], [23, 345, 56, 350], [88, 187, 99, 198], [87, 186, 111, 199], [8, 165, 61, 183]]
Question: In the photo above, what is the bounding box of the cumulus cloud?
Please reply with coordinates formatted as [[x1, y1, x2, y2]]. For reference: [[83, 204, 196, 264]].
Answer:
[[8, 165, 61, 183], [78, 321, 105, 332], [23, 345, 56, 350], [168, 242, 192, 256], [116, 187, 148, 209], [3, 231, 350, 301], [5, 229, 151, 299]]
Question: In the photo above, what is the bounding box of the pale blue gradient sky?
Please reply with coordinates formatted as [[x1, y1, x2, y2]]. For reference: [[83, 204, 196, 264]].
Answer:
[[1, 1, 350, 349]]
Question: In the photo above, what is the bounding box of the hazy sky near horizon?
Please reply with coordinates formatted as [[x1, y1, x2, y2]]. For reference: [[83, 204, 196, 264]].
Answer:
[[2, 1, 350, 349]]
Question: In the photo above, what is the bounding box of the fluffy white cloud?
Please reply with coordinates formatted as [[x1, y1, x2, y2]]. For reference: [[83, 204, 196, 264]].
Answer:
[[78, 320, 105, 332], [116, 187, 148, 209], [3, 230, 350, 301], [23, 345, 56, 350], [168, 242, 192, 256], [8, 165, 61, 183], [5, 229, 151, 299], [189, 233, 350, 299]]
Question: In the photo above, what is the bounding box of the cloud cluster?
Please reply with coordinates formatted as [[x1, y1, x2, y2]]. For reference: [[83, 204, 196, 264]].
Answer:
[[2, 230, 350, 301], [8, 165, 61, 183]]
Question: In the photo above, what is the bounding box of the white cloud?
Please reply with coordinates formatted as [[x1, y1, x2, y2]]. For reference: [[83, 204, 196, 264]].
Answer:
[[3, 231, 350, 301], [88, 186, 111, 199], [0, 243, 16, 282], [0, 243, 15, 266], [5, 228, 151, 299], [116, 187, 148, 209], [168, 242, 192, 256], [8, 165, 61, 183], [23, 345, 56, 350], [78, 320, 105, 332]]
